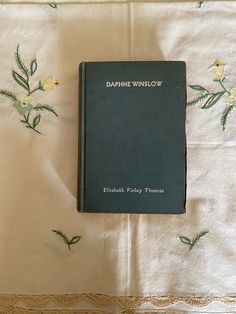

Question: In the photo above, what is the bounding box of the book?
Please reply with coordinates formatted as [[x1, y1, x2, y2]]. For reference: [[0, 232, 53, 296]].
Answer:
[[78, 61, 186, 214]]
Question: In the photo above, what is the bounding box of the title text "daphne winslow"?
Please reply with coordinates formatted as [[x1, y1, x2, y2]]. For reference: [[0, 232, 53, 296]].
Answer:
[[106, 81, 163, 88]]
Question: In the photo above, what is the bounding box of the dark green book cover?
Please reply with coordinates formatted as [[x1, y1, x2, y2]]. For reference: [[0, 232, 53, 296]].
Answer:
[[78, 61, 186, 214]]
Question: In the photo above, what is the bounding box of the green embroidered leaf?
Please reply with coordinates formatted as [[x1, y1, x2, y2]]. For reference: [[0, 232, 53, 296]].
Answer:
[[49, 2, 57, 8], [179, 236, 192, 245], [214, 78, 225, 82], [179, 231, 209, 251], [189, 85, 209, 93], [32, 114, 41, 128], [190, 231, 209, 250], [12, 70, 29, 91], [201, 91, 225, 109], [21, 114, 42, 133], [70, 236, 81, 245], [15, 44, 29, 78], [0, 89, 17, 101], [52, 229, 70, 245], [27, 82, 44, 96], [26, 111, 30, 120], [187, 93, 210, 106], [30, 59, 38, 76], [221, 105, 235, 131], [33, 104, 58, 117], [198, 0, 203, 8], [52, 229, 81, 250]]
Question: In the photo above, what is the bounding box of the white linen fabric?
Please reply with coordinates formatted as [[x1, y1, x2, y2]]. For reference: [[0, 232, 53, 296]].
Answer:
[[0, 1, 235, 313]]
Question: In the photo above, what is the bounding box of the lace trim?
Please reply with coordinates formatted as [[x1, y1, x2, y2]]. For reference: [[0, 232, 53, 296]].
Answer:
[[0, 305, 112, 314], [0, 294, 235, 310], [0, 308, 233, 314], [123, 311, 232, 314]]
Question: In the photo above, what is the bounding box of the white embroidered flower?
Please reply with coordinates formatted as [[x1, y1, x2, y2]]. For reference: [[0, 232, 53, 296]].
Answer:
[[209, 60, 225, 80], [42, 78, 60, 91]]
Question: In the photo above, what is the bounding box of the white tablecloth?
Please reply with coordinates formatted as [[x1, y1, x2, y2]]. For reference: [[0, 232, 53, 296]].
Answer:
[[0, 1, 235, 313]]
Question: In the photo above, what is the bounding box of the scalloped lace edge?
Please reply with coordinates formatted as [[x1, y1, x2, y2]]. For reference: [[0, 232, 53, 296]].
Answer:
[[0, 294, 235, 310]]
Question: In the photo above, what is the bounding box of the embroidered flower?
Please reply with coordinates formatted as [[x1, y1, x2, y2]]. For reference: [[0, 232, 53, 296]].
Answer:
[[0, 45, 59, 134], [42, 78, 60, 91], [229, 87, 236, 96], [12, 93, 34, 115], [13, 100, 32, 115], [226, 88, 236, 105], [188, 60, 235, 130], [17, 93, 34, 105], [209, 60, 225, 80]]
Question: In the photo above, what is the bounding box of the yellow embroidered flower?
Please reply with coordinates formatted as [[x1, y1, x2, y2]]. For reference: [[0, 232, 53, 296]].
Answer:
[[17, 94, 34, 106], [226, 88, 236, 105], [209, 60, 225, 80], [42, 78, 60, 91], [229, 87, 236, 96]]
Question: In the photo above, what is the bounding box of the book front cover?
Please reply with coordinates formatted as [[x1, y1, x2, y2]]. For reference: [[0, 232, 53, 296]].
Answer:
[[79, 61, 186, 214]]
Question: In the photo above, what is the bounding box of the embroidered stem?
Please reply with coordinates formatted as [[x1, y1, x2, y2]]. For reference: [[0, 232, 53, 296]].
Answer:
[[0, 89, 17, 101], [15, 44, 29, 82], [33, 104, 58, 117], [21, 112, 41, 134], [201, 91, 225, 109], [219, 79, 230, 95], [28, 84, 43, 96]]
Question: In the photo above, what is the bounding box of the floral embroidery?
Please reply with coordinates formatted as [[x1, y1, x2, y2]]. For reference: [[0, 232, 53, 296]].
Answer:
[[179, 231, 209, 251], [209, 59, 225, 79], [52, 230, 81, 250], [197, 1, 203, 8], [187, 60, 235, 130], [226, 88, 236, 104], [49, 2, 57, 9], [43, 78, 60, 91], [0, 45, 59, 134]]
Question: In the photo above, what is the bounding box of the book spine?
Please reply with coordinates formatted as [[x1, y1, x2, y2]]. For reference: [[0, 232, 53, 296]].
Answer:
[[78, 62, 86, 212], [183, 63, 187, 213]]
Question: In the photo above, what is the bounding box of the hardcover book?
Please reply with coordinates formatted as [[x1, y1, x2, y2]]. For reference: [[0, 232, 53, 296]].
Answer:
[[78, 61, 186, 214]]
